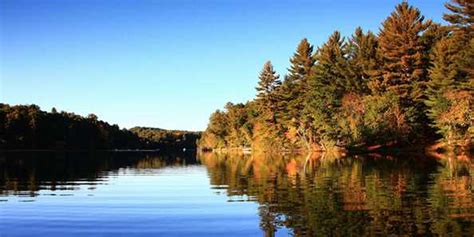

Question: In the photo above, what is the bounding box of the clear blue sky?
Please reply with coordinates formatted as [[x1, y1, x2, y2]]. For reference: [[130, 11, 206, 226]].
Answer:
[[1, 0, 446, 131]]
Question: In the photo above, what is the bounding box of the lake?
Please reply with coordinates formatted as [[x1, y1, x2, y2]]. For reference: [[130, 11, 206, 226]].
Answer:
[[1, 151, 473, 236]]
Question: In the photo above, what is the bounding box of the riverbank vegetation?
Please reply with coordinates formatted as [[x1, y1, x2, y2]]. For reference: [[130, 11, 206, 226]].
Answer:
[[130, 127, 201, 150], [199, 1, 473, 153], [0, 104, 200, 150]]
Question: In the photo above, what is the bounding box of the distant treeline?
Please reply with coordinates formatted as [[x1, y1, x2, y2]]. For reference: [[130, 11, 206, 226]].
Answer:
[[0, 104, 200, 150], [199, 1, 473, 152], [130, 127, 201, 150]]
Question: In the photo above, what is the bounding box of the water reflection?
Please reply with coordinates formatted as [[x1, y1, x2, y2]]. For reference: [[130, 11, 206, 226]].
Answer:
[[199, 151, 474, 236], [0, 151, 197, 197], [1, 151, 473, 236]]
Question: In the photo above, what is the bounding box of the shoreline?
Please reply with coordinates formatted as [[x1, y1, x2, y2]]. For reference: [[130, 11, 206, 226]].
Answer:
[[0, 149, 196, 153], [199, 142, 473, 156]]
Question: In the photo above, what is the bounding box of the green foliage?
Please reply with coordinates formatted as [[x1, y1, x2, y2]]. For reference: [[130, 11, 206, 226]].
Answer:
[[253, 61, 287, 150], [199, 102, 257, 149], [337, 92, 415, 147], [0, 104, 150, 149], [347, 27, 380, 94], [443, 0, 474, 37], [129, 127, 201, 150], [306, 31, 350, 147], [372, 2, 431, 99], [200, 0, 473, 152], [279, 38, 315, 127], [362, 93, 414, 143], [255, 61, 281, 110], [424, 0, 474, 147], [0, 104, 201, 150]]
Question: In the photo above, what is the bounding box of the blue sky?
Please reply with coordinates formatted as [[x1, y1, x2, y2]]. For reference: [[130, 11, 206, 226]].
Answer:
[[1, 0, 446, 131]]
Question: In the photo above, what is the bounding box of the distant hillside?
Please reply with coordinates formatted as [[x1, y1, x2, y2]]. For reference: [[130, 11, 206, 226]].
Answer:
[[130, 127, 201, 150], [0, 103, 201, 151], [0, 103, 150, 150]]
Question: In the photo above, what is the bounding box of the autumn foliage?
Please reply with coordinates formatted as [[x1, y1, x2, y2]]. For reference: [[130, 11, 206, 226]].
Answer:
[[200, 1, 473, 152]]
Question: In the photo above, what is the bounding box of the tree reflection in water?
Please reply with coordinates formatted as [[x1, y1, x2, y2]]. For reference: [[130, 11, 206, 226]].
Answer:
[[0, 151, 197, 197], [199, 151, 474, 236], [1, 150, 473, 236]]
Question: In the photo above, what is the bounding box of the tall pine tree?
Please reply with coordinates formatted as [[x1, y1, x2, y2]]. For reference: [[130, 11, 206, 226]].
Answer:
[[424, 0, 474, 147], [253, 61, 285, 149], [371, 2, 433, 143], [255, 61, 281, 117], [307, 31, 349, 148], [279, 38, 316, 149], [444, 0, 474, 89], [373, 2, 431, 99], [281, 38, 315, 119], [347, 27, 379, 95]]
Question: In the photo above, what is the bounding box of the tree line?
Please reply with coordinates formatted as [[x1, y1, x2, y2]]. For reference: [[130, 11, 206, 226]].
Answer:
[[0, 104, 200, 150], [130, 127, 201, 150], [199, 0, 473, 152]]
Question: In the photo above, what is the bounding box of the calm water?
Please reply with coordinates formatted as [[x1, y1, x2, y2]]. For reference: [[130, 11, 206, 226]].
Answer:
[[1, 151, 473, 236]]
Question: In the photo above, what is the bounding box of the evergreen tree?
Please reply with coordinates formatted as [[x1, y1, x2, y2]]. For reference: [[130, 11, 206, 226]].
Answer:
[[307, 31, 349, 148], [373, 2, 431, 98], [347, 27, 379, 94], [255, 61, 281, 117], [278, 38, 316, 149], [424, 0, 474, 147], [425, 36, 472, 145], [198, 0, 473, 152], [287, 38, 315, 86], [443, 0, 474, 89], [420, 23, 451, 57], [370, 2, 433, 143], [280, 38, 315, 123], [253, 61, 286, 149], [444, 0, 474, 37], [311, 31, 349, 107]]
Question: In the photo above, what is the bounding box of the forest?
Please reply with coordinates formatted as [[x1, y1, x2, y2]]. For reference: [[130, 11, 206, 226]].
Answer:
[[199, 0, 473, 153], [0, 104, 200, 150], [130, 127, 201, 150]]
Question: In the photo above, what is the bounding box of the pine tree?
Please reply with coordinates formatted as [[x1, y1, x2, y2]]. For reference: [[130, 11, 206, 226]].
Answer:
[[278, 38, 315, 149], [424, 0, 474, 147], [420, 23, 450, 56], [306, 31, 349, 148], [281, 39, 315, 120], [198, 0, 473, 151], [253, 61, 286, 149], [347, 27, 379, 94], [287, 38, 315, 86], [255, 61, 281, 116], [374, 2, 431, 98], [444, 0, 474, 89], [312, 31, 349, 107], [367, 2, 434, 143], [425, 37, 464, 143], [444, 0, 474, 38]]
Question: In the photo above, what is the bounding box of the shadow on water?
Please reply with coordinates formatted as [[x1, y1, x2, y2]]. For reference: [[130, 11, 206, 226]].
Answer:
[[0, 151, 198, 197], [198, 151, 474, 236]]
